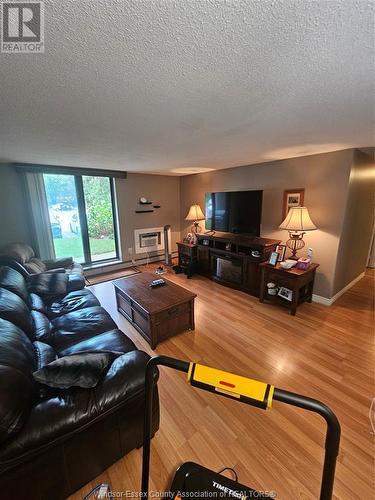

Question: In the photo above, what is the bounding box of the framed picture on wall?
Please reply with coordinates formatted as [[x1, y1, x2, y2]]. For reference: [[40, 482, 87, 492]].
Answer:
[[283, 188, 305, 219]]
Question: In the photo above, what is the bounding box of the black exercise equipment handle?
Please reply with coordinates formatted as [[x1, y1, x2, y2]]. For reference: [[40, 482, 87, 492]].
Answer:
[[141, 356, 340, 500]]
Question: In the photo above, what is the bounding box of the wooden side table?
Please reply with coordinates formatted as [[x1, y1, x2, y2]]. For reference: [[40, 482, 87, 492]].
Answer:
[[176, 242, 198, 278], [259, 262, 319, 315]]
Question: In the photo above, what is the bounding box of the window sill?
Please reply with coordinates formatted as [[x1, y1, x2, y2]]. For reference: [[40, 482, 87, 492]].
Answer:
[[83, 258, 123, 272]]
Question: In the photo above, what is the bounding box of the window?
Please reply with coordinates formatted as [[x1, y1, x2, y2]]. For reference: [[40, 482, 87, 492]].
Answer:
[[43, 173, 119, 265]]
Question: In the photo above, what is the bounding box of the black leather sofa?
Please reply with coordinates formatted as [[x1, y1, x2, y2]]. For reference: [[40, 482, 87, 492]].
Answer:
[[0, 266, 159, 500]]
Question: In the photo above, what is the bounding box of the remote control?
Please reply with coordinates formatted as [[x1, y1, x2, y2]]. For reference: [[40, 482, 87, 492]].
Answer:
[[150, 279, 166, 288]]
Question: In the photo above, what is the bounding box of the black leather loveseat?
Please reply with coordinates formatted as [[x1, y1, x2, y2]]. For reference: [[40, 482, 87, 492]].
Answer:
[[0, 242, 85, 292], [0, 266, 159, 500]]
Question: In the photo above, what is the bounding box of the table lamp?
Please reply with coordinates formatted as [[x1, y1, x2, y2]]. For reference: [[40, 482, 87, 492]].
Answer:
[[279, 206, 317, 259], [185, 204, 205, 242]]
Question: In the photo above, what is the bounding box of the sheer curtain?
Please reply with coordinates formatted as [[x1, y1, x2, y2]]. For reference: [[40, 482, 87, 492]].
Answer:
[[23, 172, 55, 260]]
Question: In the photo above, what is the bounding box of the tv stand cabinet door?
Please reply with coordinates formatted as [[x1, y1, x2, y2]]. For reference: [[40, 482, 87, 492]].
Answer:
[[197, 246, 210, 275], [243, 259, 261, 296]]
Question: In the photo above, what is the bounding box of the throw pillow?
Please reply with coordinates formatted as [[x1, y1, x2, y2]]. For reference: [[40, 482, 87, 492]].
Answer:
[[33, 352, 116, 389]]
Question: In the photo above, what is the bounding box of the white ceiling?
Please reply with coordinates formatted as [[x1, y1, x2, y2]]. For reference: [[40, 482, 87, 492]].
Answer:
[[0, 0, 374, 175]]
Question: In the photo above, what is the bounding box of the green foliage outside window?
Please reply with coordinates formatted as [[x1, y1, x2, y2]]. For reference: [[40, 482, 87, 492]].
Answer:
[[83, 176, 115, 239]]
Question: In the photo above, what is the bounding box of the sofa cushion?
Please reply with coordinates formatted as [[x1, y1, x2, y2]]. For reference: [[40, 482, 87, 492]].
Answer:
[[0, 288, 33, 338], [0, 318, 36, 376], [46, 288, 100, 319], [0, 266, 30, 304], [33, 341, 57, 370], [33, 341, 58, 400], [0, 243, 34, 264], [29, 293, 46, 313], [58, 329, 137, 357], [0, 350, 150, 459], [24, 258, 46, 274], [28, 273, 68, 298], [31, 310, 52, 342], [33, 352, 117, 389], [50, 306, 117, 350]]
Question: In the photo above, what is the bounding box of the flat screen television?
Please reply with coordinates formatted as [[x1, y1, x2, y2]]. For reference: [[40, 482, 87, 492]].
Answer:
[[205, 190, 263, 235]]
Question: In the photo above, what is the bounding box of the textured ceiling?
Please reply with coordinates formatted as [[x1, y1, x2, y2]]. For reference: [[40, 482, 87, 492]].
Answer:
[[0, 0, 374, 175]]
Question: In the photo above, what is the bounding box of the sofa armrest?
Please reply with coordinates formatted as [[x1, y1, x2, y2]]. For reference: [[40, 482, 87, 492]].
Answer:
[[43, 257, 73, 270], [94, 350, 157, 411], [0, 351, 157, 463], [0, 257, 30, 278], [67, 273, 86, 292]]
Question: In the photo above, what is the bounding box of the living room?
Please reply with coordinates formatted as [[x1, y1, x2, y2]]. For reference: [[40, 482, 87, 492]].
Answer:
[[0, 2, 374, 500]]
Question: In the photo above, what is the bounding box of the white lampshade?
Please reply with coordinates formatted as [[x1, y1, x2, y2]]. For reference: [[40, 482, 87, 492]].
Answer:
[[185, 204, 205, 221], [279, 206, 317, 232]]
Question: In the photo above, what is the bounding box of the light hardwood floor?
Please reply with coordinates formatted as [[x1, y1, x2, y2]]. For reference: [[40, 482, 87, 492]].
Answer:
[[69, 266, 374, 500]]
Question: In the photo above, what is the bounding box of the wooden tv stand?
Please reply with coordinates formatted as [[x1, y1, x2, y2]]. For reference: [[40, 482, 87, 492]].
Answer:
[[196, 232, 280, 297]]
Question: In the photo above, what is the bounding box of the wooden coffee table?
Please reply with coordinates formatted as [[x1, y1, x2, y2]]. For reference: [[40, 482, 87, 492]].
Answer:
[[113, 272, 197, 349]]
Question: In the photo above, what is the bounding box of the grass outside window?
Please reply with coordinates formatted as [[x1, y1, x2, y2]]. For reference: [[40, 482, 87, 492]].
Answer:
[[54, 237, 116, 260]]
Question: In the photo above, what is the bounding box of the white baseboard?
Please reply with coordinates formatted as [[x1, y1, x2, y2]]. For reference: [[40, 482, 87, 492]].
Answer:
[[312, 271, 365, 306], [312, 294, 333, 306], [85, 251, 178, 276]]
